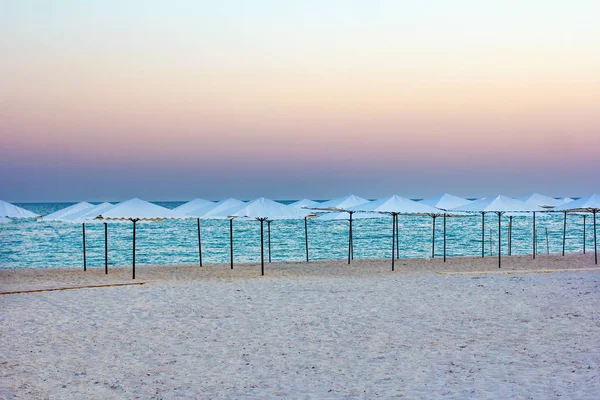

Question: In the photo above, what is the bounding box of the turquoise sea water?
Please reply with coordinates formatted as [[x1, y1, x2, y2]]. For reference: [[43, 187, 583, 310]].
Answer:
[[0, 201, 593, 269]]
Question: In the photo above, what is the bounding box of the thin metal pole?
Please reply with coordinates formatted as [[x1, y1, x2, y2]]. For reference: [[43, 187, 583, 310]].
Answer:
[[104, 222, 108, 274], [391, 214, 396, 271], [132, 219, 136, 280], [562, 211, 567, 256], [443, 213, 447, 262], [260, 219, 264, 276], [546, 228, 549, 255], [395, 215, 399, 259], [82, 223, 87, 271], [481, 212, 485, 257], [230, 219, 233, 269], [304, 217, 309, 262], [431, 216, 436, 258], [532, 212, 536, 259], [267, 220, 271, 263], [594, 210, 597, 265], [583, 214, 587, 254], [498, 213, 502, 268], [348, 212, 353, 265], [508, 216, 512, 256], [197, 218, 203, 267]]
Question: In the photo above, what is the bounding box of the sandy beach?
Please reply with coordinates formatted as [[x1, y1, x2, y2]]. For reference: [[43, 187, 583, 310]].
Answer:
[[1, 253, 599, 398]]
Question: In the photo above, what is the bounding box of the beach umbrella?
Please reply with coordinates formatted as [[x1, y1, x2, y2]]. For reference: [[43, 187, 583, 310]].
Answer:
[[171, 198, 214, 216], [290, 199, 322, 262], [187, 198, 245, 268], [42, 202, 95, 221], [224, 197, 312, 275], [517, 193, 563, 208], [0, 200, 39, 218], [64, 203, 114, 274], [0, 216, 12, 223], [97, 198, 178, 279], [555, 194, 600, 264], [348, 195, 442, 270], [420, 194, 473, 262], [318, 211, 382, 262], [451, 196, 543, 268], [309, 195, 370, 264], [170, 198, 214, 267]]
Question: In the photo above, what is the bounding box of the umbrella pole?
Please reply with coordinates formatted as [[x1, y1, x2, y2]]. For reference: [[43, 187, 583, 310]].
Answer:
[[82, 223, 87, 271], [443, 213, 447, 262], [532, 212, 536, 259], [260, 219, 265, 276], [481, 212, 485, 257], [391, 214, 395, 271], [230, 219, 233, 269], [304, 217, 309, 262], [562, 211, 567, 256], [132, 219, 137, 280], [594, 210, 597, 265], [431, 216, 436, 258], [348, 212, 353, 265], [197, 218, 203, 267], [104, 222, 108, 274], [583, 214, 587, 254], [498, 213, 502, 268], [267, 220, 271, 263], [396, 215, 399, 259], [508, 216, 512, 256]]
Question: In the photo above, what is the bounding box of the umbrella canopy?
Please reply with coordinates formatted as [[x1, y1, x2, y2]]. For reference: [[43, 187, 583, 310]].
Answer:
[[349, 194, 442, 215], [98, 198, 177, 220], [225, 197, 311, 220], [559, 197, 574, 204], [554, 194, 600, 212], [64, 202, 115, 223], [43, 202, 95, 221], [0, 216, 12, 223], [419, 193, 472, 211], [517, 193, 563, 208], [0, 200, 39, 218], [172, 198, 214, 217], [450, 195, 543, 213], [186, 198, 245, 219], [289, 199, 320, 209], [314, 194, 369, 211], [318, 211, 383, 220]]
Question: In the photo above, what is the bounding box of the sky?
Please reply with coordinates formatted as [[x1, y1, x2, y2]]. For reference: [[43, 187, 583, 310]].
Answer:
[[1, 0, 599, 202]]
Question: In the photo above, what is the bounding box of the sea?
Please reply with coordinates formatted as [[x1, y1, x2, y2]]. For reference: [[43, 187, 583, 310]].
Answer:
[[0, 200, 592, 270]]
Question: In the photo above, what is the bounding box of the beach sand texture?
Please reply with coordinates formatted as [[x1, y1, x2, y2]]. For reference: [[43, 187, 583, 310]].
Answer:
[[1, 253, 599, 398]]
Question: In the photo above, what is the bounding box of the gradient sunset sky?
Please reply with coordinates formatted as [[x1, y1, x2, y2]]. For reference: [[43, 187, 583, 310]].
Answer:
[[1, 1, 599, 202]]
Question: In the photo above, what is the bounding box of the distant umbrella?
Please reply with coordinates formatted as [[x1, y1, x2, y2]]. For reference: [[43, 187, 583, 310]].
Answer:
[[555, 194, 600, 264], [0, 200, 39, 219]]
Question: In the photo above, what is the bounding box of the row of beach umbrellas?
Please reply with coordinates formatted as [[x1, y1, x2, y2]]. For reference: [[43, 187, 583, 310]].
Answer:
[[1, 193, 598, 278]]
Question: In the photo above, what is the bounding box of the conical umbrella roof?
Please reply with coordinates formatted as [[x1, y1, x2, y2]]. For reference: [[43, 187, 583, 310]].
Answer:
[[517, 193, 562, 208], [98, 198, 177, 220], [223, 197, 311, 220], [559, 197, 574, 204], [64, 202, 114, 223], [315, 194, 369, 211], [289, 199, 320, 209], [43, 202, 95, 221], [420, 193, 472, 210], [451, 195, 543, 213], [186, 198, 245, 219], [554, 194, 600, 212], [0, 200, 38, 218], [172, 198, 214, 216], [348, 195, 441, 215]]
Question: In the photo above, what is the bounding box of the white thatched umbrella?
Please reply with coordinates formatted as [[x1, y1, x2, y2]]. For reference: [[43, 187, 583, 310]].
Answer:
[[555, 194, 600, 264], [348, 195, 442, 270], [0, 200, 39, 218], [97, 198, 178, 279], [451, 196, 543, 267]]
